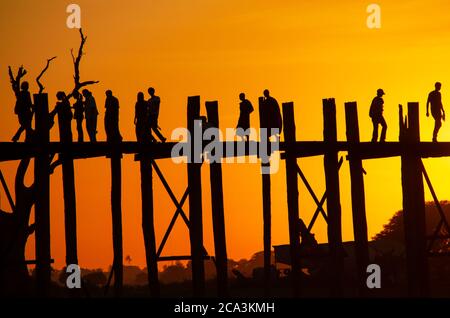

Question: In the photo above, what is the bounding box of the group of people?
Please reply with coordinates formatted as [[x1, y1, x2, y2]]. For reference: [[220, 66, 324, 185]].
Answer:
[[11, 84, 167, 144], [134, 87, 166, 143], [12, 83, 445, 144], [50, 89, 124, 143], [370, 82, 445, 142], [51, 89, 104, 143], [236, 89, 283, 141]]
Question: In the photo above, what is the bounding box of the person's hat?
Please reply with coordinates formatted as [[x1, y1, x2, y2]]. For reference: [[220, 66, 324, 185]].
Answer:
[[377, 88, 385, 95]]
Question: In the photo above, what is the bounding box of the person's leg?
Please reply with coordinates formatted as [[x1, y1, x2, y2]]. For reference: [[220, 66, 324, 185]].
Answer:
[[87, 116, 97, 142], [152, 126, 166, 142], [86, 116, 92, 141], [433, 116, 441, 142], [61, 120, 73, 142], [433, 118, 439, 142], [13, 114, 30, 142], [137, 126, 145, 143], [380, 116, 387, 142], [77, 119, 84, 142], [149, 130, 157, 143], [12, 126, 25, 142], [92, 116, 98, 142], [114, 121, 122, 142], [24, 113, 33, 137], [432, 112, 441, 141], [105, 121, 111, 142], [371, 118, 379, 142]]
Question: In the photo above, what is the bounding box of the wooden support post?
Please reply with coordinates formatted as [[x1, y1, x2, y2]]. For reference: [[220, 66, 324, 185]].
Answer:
[[61, 157, 78, 267], [56, 109, 78, 269], [110, 153, 123, 297], [344, 102, 369, 296], [139, 156, 160, 297], [282, 102, 301, 296], [261, 172, 271, 295], [33, 93, 51, 295], [258, 96, 272, 295], [400, 102, 429, 297], [205, 101, 228, 297], [187, 96, 205, 296], [322, 98, 343, 296]]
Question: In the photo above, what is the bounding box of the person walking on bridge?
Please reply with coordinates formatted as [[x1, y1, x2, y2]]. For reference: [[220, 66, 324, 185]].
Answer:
[[12, 81, 33, 142], [134, 92, 149, 142], [369, 88, 387, 142], [104, 90, 123, 143], [236, 93, 254, 141], [262, 89, 282, 141], [82, 89, 98, 142], [427, 82, 445, 142], [72, 90, 84, 142], [147, 87, 166, 143]]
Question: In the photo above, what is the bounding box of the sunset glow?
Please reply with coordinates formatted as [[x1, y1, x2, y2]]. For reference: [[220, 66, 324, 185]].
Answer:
[[1, 0, 450, 272]]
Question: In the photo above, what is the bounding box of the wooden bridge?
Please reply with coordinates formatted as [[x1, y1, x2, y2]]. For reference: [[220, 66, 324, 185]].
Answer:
[[1, 93, 449, 298]]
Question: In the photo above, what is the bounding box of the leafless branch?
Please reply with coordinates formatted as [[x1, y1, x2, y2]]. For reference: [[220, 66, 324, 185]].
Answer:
[[36, 56, 57, 94], [8, 65, 27, 98], [68, 28, 99, 99]]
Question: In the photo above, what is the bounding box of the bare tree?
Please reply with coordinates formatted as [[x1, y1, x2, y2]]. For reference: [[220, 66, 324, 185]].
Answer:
[[0, 159, 35, 296], [8, 65, 27, 98], [68, 28, 99, 99], [36, 57, 57, 94]]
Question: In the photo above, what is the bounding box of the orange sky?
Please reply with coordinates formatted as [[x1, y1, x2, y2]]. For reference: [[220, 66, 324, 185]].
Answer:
[[2, 0, 450, 270]]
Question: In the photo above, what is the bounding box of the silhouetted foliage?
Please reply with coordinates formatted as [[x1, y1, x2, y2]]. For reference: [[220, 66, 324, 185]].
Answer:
[[83, 270, 107, 287], [373, 201, 450, 253]]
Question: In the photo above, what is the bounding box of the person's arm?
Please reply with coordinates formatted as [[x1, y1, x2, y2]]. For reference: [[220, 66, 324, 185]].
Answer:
[[49, 103, 58, 119], [427, 94, 430, 117], [442, 103, 445, 121], [26, 93, 35, 113], [248, 101, 254, 113]]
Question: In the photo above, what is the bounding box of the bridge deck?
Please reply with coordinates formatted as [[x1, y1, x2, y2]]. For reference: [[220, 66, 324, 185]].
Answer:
[[1, 141, 450, 162]]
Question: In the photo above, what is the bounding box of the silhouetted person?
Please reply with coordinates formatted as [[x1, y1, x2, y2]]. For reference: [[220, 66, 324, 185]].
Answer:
[[427, 82, 445, 142], [52, 91, 73, 142], [134, 92, 149, 142], [82, 89, 98, 142], [262, 89, 282, 140], [148, 87, 166, 143], [369, 88, 387, 142], [104, 90, 122, 143], [12, 81, 33, 142], [72, 90, 84, 142], [236, 93, 254, 141]]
